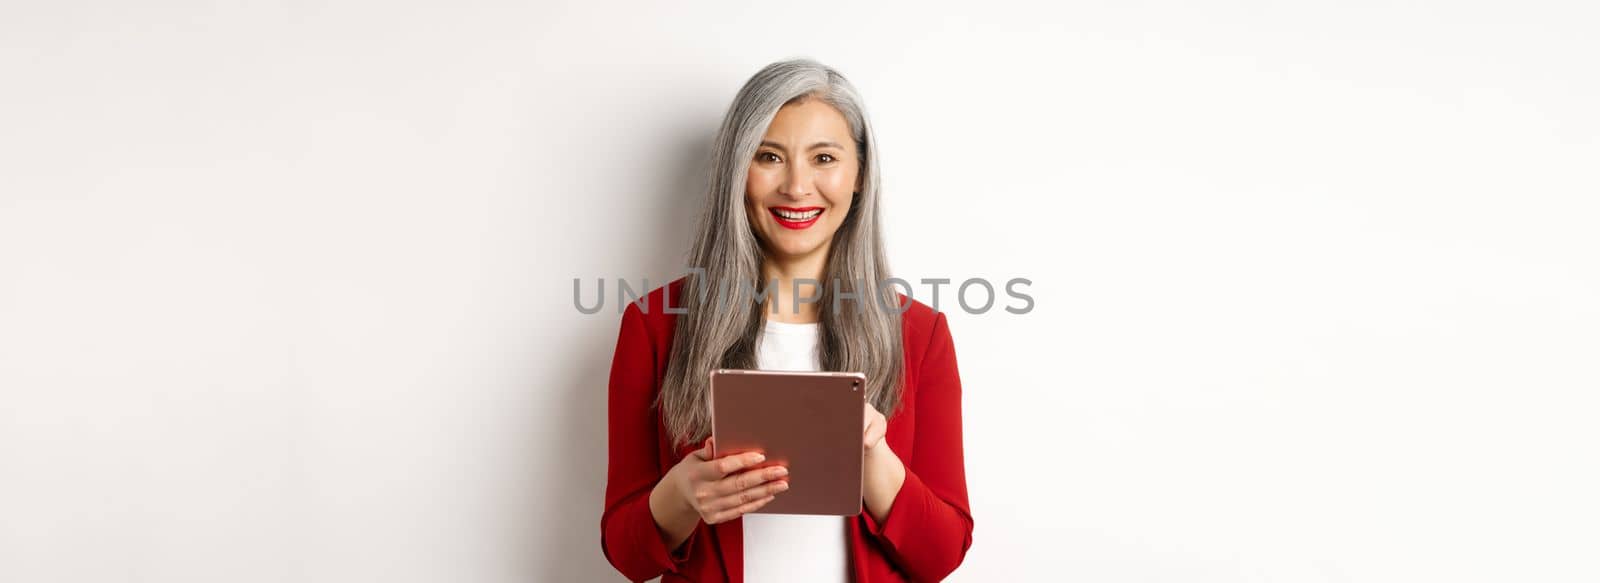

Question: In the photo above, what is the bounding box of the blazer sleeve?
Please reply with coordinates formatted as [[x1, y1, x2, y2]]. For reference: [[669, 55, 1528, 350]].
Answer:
[[599, 303, 699, 581], [861, 311, 976, 581]]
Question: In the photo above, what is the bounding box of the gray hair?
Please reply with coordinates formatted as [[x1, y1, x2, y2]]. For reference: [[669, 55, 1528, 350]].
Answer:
[[657, 58, 904, 448]]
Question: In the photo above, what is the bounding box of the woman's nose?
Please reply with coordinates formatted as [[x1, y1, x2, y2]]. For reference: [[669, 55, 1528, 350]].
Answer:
[[780, 164, 813, 198]]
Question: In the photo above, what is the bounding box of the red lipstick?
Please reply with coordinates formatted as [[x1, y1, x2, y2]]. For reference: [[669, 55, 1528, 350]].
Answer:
[[768, 206, 824, 230]]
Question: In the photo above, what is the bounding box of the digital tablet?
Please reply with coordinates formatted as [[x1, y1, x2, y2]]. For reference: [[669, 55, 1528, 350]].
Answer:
[[708, 369, 866, 516]]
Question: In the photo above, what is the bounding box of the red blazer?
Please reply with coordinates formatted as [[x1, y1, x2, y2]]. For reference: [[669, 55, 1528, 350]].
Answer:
[[600, 277, 974, 582]]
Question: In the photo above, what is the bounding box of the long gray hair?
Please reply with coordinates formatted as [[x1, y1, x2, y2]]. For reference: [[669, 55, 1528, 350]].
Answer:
[[657, 58, 904, 449]]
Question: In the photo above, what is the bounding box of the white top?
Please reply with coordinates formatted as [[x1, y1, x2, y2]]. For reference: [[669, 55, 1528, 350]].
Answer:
[[742, 318, 850, 582]]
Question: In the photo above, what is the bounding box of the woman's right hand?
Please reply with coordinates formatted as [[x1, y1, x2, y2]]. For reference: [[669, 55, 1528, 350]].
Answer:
[[666, 437, 790, 524]]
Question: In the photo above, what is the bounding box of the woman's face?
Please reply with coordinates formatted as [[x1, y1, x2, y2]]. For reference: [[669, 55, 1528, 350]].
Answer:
[[745, 98, 861, 263]]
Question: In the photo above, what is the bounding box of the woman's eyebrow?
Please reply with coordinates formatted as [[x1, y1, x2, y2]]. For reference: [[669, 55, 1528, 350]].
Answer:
[[760, 140, 845, 151]]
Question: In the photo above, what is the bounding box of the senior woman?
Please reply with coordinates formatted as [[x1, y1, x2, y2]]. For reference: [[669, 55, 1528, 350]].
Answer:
[[600, 58, 973, 582]]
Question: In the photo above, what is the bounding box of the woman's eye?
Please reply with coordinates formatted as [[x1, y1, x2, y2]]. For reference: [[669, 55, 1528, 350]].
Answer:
[[817, 153, 836, 164], [757, 152, 780, 163]]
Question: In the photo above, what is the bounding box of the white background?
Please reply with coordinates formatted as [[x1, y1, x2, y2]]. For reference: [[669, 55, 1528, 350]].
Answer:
[[3, 1, 1597, 581]]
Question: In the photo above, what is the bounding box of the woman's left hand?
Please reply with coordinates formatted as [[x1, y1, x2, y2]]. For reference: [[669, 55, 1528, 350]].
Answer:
[[861, 401, 906, 522], [863, 401, 890, 454]]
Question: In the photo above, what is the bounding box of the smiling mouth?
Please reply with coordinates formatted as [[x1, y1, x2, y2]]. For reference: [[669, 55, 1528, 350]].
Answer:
[[769, 206, 823, 229]]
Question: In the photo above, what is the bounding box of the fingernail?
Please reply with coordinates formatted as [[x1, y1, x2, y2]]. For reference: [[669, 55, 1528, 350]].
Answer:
[[752, 453, 765, 463], [774, 467, 788, 477], [775, 482, 789, 491]]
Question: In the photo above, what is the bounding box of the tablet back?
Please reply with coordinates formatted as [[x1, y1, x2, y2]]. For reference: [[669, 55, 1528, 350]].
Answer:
[[709, 369, 865, 516]]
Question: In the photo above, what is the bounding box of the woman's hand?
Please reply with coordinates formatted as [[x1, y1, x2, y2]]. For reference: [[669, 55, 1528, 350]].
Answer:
[[661, 436, 789, 520], [861, 401, 907, 523], [651, 437, 789, 551], [863, 401, 890, 453]]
